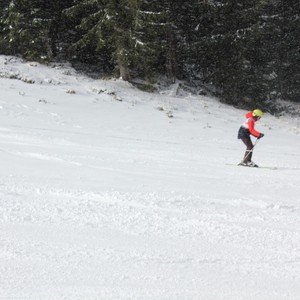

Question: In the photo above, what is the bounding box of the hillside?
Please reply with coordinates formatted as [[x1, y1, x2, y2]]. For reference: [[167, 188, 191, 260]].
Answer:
[[0, 56, 300, 300]]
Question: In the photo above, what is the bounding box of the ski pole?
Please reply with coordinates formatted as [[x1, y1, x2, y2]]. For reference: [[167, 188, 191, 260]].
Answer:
[[243, 138, 260, 162]]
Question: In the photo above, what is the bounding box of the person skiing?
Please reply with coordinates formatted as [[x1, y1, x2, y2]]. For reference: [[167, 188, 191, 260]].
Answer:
[[238, 109, 264, 167]]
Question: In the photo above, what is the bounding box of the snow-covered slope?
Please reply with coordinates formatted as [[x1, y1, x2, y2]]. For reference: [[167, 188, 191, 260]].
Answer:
[[1, 56, 300, 300]]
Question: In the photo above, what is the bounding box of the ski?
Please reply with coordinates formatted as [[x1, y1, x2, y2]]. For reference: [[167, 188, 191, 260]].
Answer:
[[239, 164, 277, 170], [256, 166, 278, 170], [226, 163, 278, 170]]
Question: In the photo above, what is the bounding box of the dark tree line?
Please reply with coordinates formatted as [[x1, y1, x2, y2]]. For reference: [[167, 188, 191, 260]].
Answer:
[[0, 0, 299, 109]]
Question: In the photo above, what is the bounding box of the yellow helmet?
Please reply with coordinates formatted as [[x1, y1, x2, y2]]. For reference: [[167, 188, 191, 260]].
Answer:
[[252, 109, 263, 118]]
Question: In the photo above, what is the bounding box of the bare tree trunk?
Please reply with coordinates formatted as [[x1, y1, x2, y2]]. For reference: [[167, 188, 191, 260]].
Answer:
[[119, 63, 130, 81], [166, 24, 177, 83]]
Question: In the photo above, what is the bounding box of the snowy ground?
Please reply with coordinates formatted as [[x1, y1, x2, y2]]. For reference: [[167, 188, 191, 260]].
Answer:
[[0, 56, 300, 300]]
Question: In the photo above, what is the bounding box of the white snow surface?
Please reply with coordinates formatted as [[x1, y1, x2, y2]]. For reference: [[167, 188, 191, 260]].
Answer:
[[0, 56, 300, 300]]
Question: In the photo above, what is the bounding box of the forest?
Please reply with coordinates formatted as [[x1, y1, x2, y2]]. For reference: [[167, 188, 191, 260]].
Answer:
[[0, 0, 299, 110]]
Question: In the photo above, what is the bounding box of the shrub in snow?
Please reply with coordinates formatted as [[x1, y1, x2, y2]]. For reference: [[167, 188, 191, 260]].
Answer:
[[66, 89, 76, 94]]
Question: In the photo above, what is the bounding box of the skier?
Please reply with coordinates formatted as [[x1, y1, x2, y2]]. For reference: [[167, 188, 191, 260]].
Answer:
[[238, 109, 264, 167]]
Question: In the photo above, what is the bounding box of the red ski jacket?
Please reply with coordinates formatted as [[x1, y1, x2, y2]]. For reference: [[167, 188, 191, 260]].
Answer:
[[241, 111, 261, 137]]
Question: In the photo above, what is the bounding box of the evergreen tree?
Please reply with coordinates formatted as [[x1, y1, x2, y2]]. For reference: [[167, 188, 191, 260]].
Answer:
[[65, 0, 180, 82], [65, 0, 143, 80], [2, 0, 74, 60], [207, 0, 267, 107], [251, 0, 300, 106], [41, 0, 75, 59], [174, 0, 217, 83], [4, 0, 51, 60], [132, 0, 170, 81], [0, 0, 13, 53], [269, 0, 300, 102]]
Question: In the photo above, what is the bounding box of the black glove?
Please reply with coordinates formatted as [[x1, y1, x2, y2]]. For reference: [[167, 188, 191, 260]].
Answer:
[[258, 133, 264, 139]]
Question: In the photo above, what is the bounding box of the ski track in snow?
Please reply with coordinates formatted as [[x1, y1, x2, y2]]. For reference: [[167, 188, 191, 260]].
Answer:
[[0, 56, 300, 299]]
